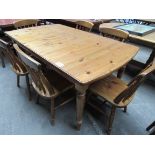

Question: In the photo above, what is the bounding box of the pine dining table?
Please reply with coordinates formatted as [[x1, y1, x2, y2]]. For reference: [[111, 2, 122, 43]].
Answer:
[[5, 24, 139, 130]]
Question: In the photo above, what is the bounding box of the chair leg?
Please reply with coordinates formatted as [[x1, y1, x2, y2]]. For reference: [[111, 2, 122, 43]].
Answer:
[[25, 74, 31, 101], [51, 98, 55, 125], [146, 121, 155, 131], [117, 66, 126, 79], [36, 94, 40, 104], [107, 106, 116, 135], [0, 53, 5, 68], [17, 75, 20, 87], [123, 106, 127, 113]]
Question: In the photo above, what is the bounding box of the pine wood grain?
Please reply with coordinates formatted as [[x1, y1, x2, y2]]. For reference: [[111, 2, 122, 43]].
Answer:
[[6, 24, 139, 85]]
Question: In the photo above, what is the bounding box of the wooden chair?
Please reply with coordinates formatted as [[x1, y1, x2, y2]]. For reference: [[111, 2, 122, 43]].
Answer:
[[14, 19, 39, 29], [88, 64, 155, 134], [0, 36, 13, 68], [0, 39, 31, 100], [0, 29, 6, 68], [13, 44, 74, 124], [0, 48, 5, 68], [76, 20, 94, 32], [100, 27, 129, 79]]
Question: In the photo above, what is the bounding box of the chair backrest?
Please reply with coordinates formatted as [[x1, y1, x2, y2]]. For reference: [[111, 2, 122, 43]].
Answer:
[[114, 64, 155, 104], [13, 44, 55, 95], [0, 39, 8, 50], [0, 39, 27, 73], [76, 20, 94, 32], [14, 19, 39, 29], [100, 27, 129, 42]]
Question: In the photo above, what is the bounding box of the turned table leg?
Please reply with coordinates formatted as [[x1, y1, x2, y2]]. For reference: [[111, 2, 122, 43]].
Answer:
[[75, 84, 88, 130]]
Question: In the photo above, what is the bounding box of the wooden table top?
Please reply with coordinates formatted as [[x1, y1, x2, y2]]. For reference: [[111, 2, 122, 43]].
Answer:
[[0, 19, 17, 28], [6, 24, 139, 85], [100, 23, 155, 47]]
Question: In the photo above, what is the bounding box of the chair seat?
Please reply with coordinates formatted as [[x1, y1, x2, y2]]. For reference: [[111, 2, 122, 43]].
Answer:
[[32, 71, 74, 98], [90, 75, 134, 107]]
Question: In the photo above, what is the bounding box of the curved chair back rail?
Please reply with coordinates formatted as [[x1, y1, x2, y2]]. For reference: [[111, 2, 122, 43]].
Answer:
[[14, 19, 39, 29], [76, 20, 94, 32], [114, 64, 155, 104], [100, 27, 129, 41], [0, 39, 9, 49]]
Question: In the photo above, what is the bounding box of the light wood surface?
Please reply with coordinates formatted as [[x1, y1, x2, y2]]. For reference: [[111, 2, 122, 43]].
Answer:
[[46, 19, 113, 31], [14, 19, 39, 29], [5, 24, 139, 130], [75, 20, 94, 32], [66, 19, 113, 24], [99, 22, 155, 46], [99, 23, 125, 29], [100, 27, 129, 40], [90, 75, 129, 106], [6, 24, 139, 85]]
